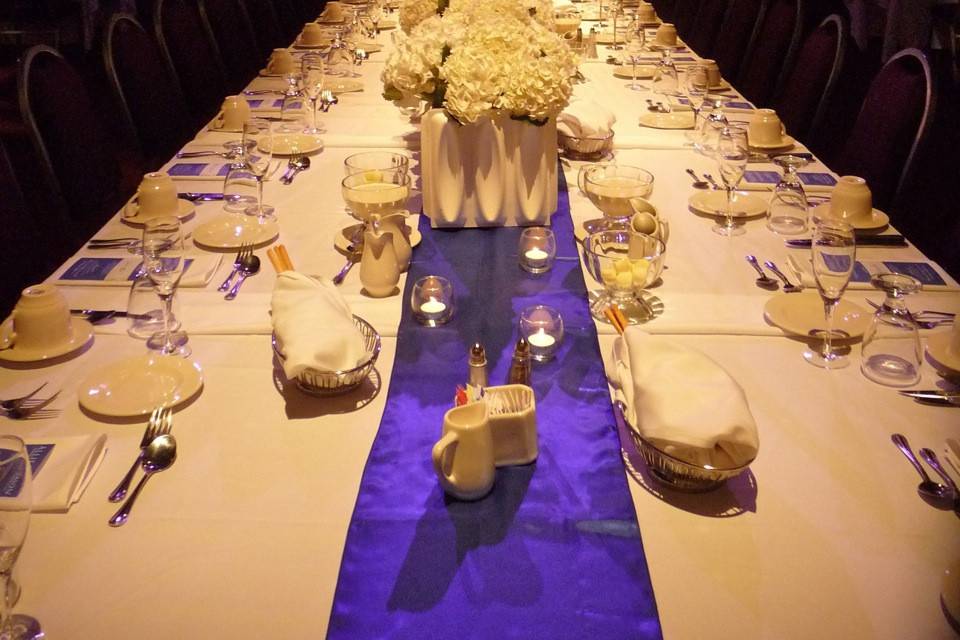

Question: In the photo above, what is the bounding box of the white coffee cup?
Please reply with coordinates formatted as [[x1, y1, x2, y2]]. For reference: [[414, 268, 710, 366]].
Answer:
[[829, 175, 873, 222], [322, 2, 344, 21], [637, 2, 656, 22], [219, 95, 252, 132], [655, 23, 677, 46], [432, 402, 495, 501], [701, 58, 721, 86], [748, 108, 786, 146], [6, 284, 72, 351], [132, 172, 178, 220], [267, 48, 295, 74], [301, 22, 327, 45]]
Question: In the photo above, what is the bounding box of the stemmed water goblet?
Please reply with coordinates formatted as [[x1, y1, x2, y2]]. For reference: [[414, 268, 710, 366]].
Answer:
[[699, 94, 728, 155], [580, 164, 655, 234], [766, 155, 810, 235], [243, 118, 276, 219], [804, 219, 856, 369], [608, 0, 624, 50], [623, 30, 647, 91], [142, 216, 190, 357], [0, 436, 41, 640], [367, 1, 383, 35], [713, 125, 748, 236], [301, 53, 326, 135]]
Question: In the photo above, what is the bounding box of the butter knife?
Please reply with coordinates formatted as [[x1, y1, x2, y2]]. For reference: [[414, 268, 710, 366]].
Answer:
[[899, 390, 960, 406], [786, 234, 907, 248], [179, 192, 224, 201]]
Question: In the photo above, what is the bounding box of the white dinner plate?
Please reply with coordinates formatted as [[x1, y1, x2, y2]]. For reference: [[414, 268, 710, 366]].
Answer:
[[688, 190, 767, 218], [325, 78, 364, 95], [764, 292, 870, 338], [292, 39, 333, 50], [78, 354, 203, 418], [260, 134, 324, 156], [749, 134, 796, 151], [926, 331, 960, 377], [0, 317, 93, 363], [258, 69, 283, 78], [122, 198, 196, 226], [336, 220, 422, 253], [811, 202, 890, 231], [316, 16, 345, 24], [638, 111, 694, 129], [193, 214, 280, 249], [357, 42, 383, 54], [378, 18, 397, 29], [613, 64, 656, 79]]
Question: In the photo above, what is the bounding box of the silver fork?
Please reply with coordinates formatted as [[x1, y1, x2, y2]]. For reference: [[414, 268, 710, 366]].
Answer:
[[2, 389, 60, 420], [764, 260, 802, 292], [0, 382, 47, 412], [218, 244, 248, 292], [108, 407, 172, 502]]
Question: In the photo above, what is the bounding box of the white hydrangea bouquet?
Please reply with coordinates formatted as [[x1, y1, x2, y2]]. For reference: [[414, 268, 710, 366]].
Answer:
[[384, 0, 575, 126]]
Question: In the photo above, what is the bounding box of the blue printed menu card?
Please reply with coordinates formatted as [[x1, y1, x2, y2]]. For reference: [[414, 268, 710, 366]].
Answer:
[[60, 257, 195, 283], [0, 444, 54, 498], [167, 163, 231, 178], [744, 171, 837, 187]]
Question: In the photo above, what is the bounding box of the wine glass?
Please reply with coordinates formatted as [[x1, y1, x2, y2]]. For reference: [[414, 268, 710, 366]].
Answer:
[[766, 155, 809, 235], [623, 30, 647, 91], [367, 2, 383, 35], [243, 118, 276, 219], [683, 65, 709, 144], [713, 125, 748, 236], [301, 53, 326, 135], [699, 94, 728, 155], [804, 219, 856, 369], [651, 49, 678, 107], [0, 436, 40, 640], [860, 273, 922, 386], [142, 216, 190, 357]]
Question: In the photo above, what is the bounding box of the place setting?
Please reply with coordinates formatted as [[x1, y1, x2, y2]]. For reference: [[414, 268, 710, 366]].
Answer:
[[0, 284, 94, 366]]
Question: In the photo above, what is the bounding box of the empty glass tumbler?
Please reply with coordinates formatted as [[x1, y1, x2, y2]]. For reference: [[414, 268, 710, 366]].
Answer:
[[860, 273, 923, 387]]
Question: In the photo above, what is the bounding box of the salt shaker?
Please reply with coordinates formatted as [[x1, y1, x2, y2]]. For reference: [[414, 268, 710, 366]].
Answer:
[[506, 337, 532, 386], [467, 342, 488, 400]]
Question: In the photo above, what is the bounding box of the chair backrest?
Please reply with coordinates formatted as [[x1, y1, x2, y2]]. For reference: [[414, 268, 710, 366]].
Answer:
[[0, 136, 46, 317], [237, 0, 285, 58], [200, 0, 261, 92], [103, 12, 193, 166], [273, 0, 305, 41], [685, 0, 728, 57], [673, 0, 699, 38], [835, 48, 936, 210], [773, 14, 846, 142], [17, 45, 130, 238], [736, 0, 804, 106], [712, 0, 766, 81], [651, 0, 677, 24], [154, 0, 228, 123]]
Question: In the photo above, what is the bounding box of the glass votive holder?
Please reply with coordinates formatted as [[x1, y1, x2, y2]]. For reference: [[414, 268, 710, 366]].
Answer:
[[519, 305, 564, 362], [518, 227, 557, 274], [411, 275, 454, 326]]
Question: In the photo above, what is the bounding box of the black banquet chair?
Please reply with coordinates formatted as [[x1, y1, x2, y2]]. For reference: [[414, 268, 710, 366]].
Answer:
[[237, 0, 285, 59], [18, 45, 140, 247], [685, 0, 729, 57], [103, 12, 195, 168], [154, 0, 229, 124], [200, 0, 262, 93], [735, 0, 805, 106], [833, 48, 936, 213], [711, 0, 766, 83], [772, 14, 847, 144]]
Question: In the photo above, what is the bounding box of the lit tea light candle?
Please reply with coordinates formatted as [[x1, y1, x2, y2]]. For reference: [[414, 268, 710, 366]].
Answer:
[[526, 328, 556, 348], [518, 227, 557, 274], [420, 297, 446, 314], [524, 247, 549, 264]]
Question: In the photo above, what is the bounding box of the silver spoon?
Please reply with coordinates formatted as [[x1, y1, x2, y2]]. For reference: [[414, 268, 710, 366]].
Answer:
[[685, 168, 709, 189], [281, 155, 311, 185], [891, 433, 955, 507], [763, 260, 801, 293], [109, 434, 177, 527], [225, 251, 261, 300], [745, 255, 778, 290], [919, 448, 960, 510], [704, 173, 721, 190], [333, 231, 363, 285]]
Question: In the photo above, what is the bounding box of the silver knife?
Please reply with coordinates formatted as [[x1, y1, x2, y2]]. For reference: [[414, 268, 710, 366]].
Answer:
[[179, 192, 224, 201], [899, 390, 960, 406]]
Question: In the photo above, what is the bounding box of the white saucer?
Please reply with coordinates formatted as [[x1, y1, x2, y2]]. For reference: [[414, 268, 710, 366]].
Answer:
[[708, 80, 732, 92], [649, 42, 684, 50], [194, 214, 280, 249], [336, 220, 422, 253], [378, 18, 397, 29], [638, 111, 694, 129], [926, 331, 960, 376], [357, 42, 383, 54], [764, 292, 870, 338], [258, 69, 284, 77], [208, 113, 243, 133], [293, 38, 332, 49], [0, 317, 94, 363], [613, 65, 656, 79], [122, 198, 196, 226], [325, 78, 364, 94], [78, 354, 203, 418], [317, 17, 345, 24], [688, 190, 767, 218], [811, 203, 890, 230], [260, 134, 323, 156], [749, 135, 796, 151]]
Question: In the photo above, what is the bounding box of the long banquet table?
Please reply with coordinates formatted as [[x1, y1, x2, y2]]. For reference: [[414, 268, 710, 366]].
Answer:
[[2, 16, 960, 639]]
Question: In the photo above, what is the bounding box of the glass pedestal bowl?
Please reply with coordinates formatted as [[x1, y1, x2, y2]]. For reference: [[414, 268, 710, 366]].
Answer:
[[581, 230, 665, 324], [579, 164, 654, 234]]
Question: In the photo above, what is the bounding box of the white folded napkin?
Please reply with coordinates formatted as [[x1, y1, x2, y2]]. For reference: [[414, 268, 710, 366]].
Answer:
[[557, 99, 617, 138], [27, 434, 107, 513], [270, 272, 367, 378], [606, 328, 759, 468]]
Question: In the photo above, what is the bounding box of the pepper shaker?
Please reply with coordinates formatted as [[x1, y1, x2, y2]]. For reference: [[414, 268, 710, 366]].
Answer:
[[506, 337, 532, 386]]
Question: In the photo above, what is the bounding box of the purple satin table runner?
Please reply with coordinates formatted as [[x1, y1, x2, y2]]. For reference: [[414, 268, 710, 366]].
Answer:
[[327, 173, 662, 639]]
